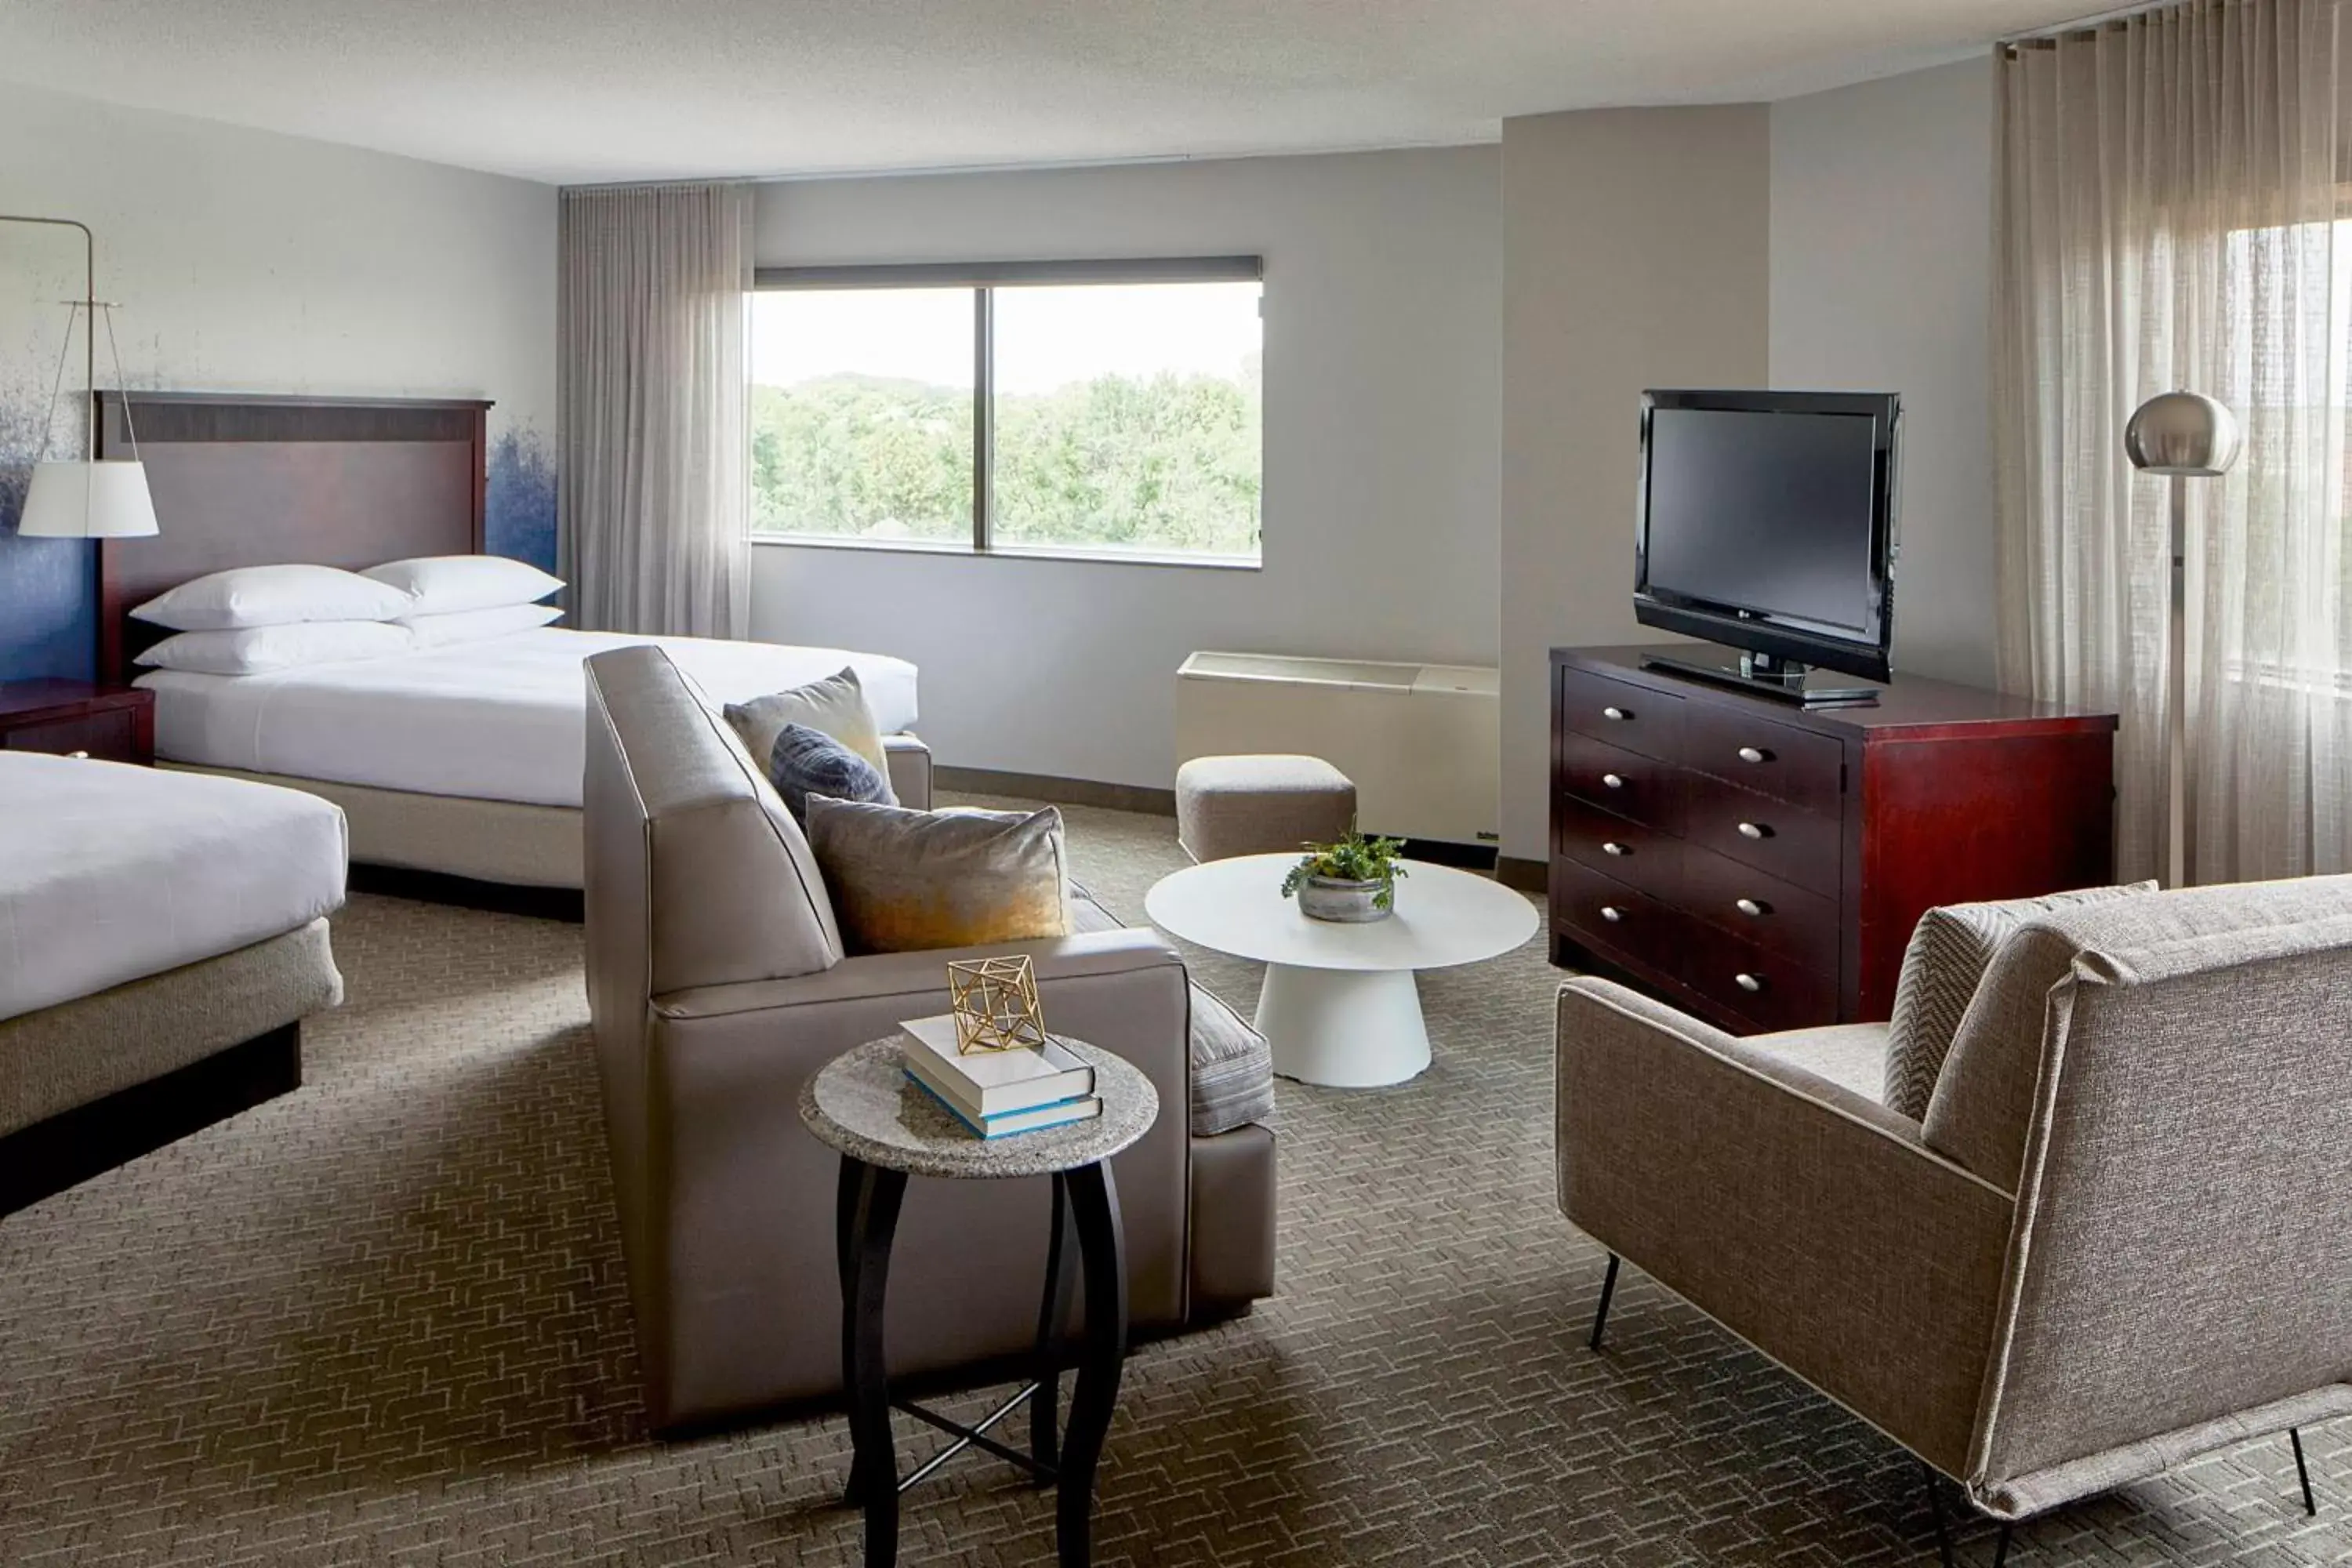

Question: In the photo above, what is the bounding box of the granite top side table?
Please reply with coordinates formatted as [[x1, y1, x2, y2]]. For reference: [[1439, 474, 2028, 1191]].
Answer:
[[799, 1036, 1160, 1568]]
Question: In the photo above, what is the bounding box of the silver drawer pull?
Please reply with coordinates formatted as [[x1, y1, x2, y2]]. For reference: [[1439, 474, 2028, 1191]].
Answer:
[[1601, 772, 1625, 789], [1599, 906, 1624, 923], [1735, 972, 1764, 993], [1737, 745, 1769, 764], [1602, 705, 1630, 720], [1601, 841, 1629, 857], [1734, 897, 1766, 917], [1737, 821, 1769, 840]]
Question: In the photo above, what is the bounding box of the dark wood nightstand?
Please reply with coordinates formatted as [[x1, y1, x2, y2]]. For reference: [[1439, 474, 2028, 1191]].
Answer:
[[0, 681, 155, 766]]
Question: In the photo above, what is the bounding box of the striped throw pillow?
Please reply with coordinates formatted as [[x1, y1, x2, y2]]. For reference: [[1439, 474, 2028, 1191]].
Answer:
[[1882, 882, 2158, 1119]]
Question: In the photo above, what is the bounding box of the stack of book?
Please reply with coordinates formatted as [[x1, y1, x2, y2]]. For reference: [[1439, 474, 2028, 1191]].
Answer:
[[899, 1015, 1102, 1138]]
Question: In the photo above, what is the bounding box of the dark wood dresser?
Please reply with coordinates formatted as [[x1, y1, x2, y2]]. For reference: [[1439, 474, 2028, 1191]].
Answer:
[[0, 681, 155, 767], [1549, 645, 2117, 1033]]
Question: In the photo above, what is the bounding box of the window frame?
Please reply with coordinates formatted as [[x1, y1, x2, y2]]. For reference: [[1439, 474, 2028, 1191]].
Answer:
[[747, 256, 1265, 568]]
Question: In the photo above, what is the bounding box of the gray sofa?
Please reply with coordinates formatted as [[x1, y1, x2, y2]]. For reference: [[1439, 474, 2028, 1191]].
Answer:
[[582, 645, 1276, 1432], [1555, 874, 2352, 1542]]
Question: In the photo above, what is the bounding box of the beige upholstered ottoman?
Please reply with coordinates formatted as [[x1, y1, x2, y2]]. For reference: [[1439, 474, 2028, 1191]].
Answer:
[[1175, 754, 1357, 862]]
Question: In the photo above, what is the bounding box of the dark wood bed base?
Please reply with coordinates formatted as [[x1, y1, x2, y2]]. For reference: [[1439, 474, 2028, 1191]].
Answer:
[[0, 1023, 302, 1217], [95, 392, 491, 684]]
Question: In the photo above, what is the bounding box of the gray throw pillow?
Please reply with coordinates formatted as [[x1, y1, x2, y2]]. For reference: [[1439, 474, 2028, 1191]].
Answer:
[[768, 723, 891, 823], [1882, 881, 2158, 1119]]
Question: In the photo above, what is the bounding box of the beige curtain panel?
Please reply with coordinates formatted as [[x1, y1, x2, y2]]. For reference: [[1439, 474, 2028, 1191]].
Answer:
[[560, 182, 753, 638], [1994, 0, 2352, 883]]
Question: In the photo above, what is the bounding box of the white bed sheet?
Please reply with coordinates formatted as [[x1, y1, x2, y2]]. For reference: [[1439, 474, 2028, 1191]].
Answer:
[[137, 627, 920, 809], [0, 753, 347, 1023]]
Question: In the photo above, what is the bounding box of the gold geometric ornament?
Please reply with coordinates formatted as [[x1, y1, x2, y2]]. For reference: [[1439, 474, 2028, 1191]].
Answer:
[[946, 954, 1049, 1054]]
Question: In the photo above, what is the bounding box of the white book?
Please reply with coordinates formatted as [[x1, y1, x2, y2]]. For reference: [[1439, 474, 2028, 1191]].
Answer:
[[898, 1014, 1096, 1120]]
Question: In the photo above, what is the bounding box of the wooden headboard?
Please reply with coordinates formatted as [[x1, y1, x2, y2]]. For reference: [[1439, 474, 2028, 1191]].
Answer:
[[94, 392, 492, 683]]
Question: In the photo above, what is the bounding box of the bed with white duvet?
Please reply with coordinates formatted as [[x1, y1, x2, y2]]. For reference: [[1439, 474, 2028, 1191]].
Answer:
[[0, 753, 349, 1211], [139, 627, 920, 810], [0, 753, 347, 1023]]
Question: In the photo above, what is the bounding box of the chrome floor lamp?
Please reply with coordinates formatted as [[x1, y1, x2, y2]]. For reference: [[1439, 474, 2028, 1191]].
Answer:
[[2124, 390, 2241, 888]]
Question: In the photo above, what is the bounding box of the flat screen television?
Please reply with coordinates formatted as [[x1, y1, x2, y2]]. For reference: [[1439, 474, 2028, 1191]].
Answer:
[[1633, 389, 1901, 704]]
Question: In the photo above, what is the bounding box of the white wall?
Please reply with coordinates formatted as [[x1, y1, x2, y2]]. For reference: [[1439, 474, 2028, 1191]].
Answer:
[[1497, 107, 1773, 862], [748, 147, 1502, 788], [1769, 57, 1997, 688], [0, 82, 557, 679]]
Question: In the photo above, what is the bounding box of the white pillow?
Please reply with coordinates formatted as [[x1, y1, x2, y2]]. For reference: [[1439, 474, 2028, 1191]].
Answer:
[[130, 564, 413, 631], [364, 555, 564, 615], [397, 602, 562, 648], [135, 620, 416, 677]]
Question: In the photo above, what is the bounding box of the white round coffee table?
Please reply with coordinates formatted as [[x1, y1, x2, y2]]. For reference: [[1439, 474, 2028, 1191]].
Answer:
[[1144, 855, 1539, 1088]]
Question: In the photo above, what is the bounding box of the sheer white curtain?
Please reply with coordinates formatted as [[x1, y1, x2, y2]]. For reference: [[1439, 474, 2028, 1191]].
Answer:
[[559, 181, 752, 637], [1995, 0, 2352, 883]]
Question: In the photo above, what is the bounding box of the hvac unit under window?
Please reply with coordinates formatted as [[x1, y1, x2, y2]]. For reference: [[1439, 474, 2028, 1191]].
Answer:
[[1174, 652, 1500, 849]]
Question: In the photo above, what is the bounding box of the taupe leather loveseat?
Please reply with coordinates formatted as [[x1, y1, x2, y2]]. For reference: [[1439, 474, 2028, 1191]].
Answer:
[[583, 645, 1276, 1431]]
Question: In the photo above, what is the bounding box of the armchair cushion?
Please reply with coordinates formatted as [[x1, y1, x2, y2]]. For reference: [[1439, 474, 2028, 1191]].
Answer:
[[1884, 883, 2154, 1119], [1746, 1021, 1889, 1106]]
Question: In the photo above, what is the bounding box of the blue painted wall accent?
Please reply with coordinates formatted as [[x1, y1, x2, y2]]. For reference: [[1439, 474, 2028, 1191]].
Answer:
[[0, 389, 96, 682], [485, 424, 557, 572]]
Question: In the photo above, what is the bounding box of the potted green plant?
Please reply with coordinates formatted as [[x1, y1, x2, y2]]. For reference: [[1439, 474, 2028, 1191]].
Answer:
[[1279, 829, 1409, 923]]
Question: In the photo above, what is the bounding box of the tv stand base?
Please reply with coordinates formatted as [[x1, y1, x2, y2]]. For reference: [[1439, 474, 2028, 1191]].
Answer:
[[1640, 652, 1880, 708]]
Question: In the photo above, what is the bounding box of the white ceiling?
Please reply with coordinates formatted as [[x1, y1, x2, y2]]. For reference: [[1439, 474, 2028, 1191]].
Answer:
[[0, 1, 2096, 186]]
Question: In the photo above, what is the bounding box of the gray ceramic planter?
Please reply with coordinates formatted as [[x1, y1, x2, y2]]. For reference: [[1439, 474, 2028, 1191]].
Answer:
[[1298, 874, 1392, 923]]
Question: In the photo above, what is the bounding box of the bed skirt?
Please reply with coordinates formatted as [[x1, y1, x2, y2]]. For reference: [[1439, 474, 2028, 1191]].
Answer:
[[0, 919, 341, 1214], [164, 733, 933, 893], [165, 765, 587, 888]]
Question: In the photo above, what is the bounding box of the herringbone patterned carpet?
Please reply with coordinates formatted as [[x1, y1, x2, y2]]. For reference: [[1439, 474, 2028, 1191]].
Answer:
[[0, 799, 2343, 1566]]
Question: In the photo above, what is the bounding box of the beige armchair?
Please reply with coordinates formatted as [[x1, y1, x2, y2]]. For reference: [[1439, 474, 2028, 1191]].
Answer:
[[1555, 875, 2352, 1563], [583, 645, 1276, 1432]]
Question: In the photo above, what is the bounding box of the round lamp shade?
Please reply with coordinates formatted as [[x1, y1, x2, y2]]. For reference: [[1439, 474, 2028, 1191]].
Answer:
[[16, 459, 159, 538], [2125, 391, 2242, 477]]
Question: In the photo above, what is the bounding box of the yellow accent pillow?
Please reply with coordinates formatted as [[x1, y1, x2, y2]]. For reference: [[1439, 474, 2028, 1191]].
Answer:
[[804, 797, 1072, 955]]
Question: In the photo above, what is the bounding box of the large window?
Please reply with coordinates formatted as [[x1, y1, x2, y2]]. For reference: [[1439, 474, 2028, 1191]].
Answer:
[[750, 260, 1263, 564]]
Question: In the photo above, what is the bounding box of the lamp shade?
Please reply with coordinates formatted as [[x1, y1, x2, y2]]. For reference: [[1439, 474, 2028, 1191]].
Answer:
[[16, 459, 159, 538], [2125, 391, 2242, 477]]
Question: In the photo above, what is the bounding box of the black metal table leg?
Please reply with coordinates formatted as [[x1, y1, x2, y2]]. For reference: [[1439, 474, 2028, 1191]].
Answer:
[[1032, 1170, 1077, 1476], [836, 1156, 867, 1506], [1056, 1159, 1127, 1568], [840, 1160, 909, 1566]]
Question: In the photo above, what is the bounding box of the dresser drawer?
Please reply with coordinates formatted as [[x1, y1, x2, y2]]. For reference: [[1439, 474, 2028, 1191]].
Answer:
[[1679, 844, 1840, 975], [1682, 771, 1842, 897], [0, 709, 141, 764], [1559, 731, 1683, 831], [1678, 923, 1837, 1034], [1554, 796, 1681, 902], [1559, 666, 1683, 763], [1552, 856, 1689, 978], [1682, 701, 1844, 815]]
